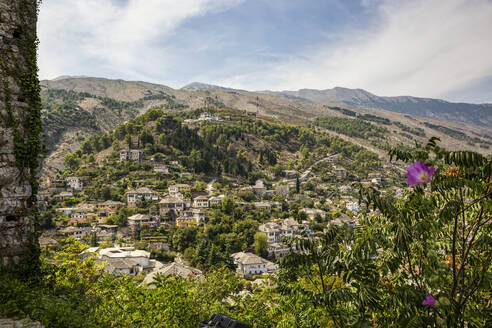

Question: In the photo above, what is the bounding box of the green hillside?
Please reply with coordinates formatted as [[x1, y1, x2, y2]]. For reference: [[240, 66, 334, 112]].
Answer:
[[64, 107, 383, 183]]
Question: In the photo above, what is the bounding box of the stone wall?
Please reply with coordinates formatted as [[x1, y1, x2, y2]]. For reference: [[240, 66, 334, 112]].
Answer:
[[0, 0, 41, 271]]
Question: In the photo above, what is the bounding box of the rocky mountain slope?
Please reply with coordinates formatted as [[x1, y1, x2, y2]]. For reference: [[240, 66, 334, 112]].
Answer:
[[261, 87, 492, 127]]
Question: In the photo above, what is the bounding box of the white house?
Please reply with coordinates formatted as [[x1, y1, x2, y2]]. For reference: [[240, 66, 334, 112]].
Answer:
[[66, 176, 84, 191], [85, 247, 157, 276], [152, 163, 169, 173], [199, 112, 222, 121], [252, 180, 267, 196], [126, 187, 159, 206], [185, 208, 206, 221], [346, 202, 362, 213], [193, 196, 209, 208], [230, 252, 278, 277]]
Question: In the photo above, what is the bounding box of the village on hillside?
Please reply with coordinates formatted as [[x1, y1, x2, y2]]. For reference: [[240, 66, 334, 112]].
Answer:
[[37, 120, 406, 286]]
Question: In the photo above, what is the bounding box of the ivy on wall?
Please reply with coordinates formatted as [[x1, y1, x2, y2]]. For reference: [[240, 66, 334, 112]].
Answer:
[[0, 0, 42, 275]]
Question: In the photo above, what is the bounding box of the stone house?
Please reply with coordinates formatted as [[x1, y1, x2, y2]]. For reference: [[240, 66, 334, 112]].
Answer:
[[184, 208, 206, 221], [95, 200, 123, 218], [253, 201, 272, 212], [333, 167, 347, 179], [371, 177, 382, 185], [287, 180, 297, 189], [274, 185, 290, 197], [176, 209, 206, 228], [69, 208, 96, 222], [119, 149, 144, 163], [97, 224, 118, 234], [283, 170, 298, 179], [127, 214, 160, 234], [208, 195, 225, 206], [329, 213, 357, 227], [266, 242, 290, 259], [159, 196, 188, 217], [168, 183, 191, 195], [126, 187, 159, 207], [55, 191, 74, 201], [368, 172, 381, 179], [300, 208, 326, 220], [338, 185, 353, 194], [143, 261, 202, 286], [96, 200, 124, 211], [258, 218, 312, 244], [38, 236, 58, 249], [46, 177, 65, 188], [58, 226, 91, 239]]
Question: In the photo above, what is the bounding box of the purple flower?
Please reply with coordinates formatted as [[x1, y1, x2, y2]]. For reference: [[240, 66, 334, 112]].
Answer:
[[422, 295, 436, 307], [406, 161, 435, 185]]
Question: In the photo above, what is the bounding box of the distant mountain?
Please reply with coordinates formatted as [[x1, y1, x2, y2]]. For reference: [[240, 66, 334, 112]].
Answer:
[[261, 87, 492, 127], [180, 82, 246, 92], [52, 75, 89, 81]]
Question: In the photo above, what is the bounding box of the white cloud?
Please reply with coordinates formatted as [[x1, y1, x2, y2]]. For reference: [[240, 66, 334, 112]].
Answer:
[[38, 0, 243, 82], [219, 0, 492, 99], [38, 0, 492, 101]]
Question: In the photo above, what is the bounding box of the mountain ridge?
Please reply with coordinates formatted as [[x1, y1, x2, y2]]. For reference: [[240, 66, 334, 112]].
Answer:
[[260, 87, 492, 127], [177, 80, 492, 127], [42, 77, 492, 127]]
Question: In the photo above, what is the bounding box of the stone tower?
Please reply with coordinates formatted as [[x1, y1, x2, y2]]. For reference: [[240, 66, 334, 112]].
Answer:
[[0, 0, 42, 272]]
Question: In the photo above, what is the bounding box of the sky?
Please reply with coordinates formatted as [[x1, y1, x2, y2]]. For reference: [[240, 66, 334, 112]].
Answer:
[[38, 0, 492, 103]]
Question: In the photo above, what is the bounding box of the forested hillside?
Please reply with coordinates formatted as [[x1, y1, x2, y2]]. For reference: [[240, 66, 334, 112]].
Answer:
[[64, 107, 383, 185]]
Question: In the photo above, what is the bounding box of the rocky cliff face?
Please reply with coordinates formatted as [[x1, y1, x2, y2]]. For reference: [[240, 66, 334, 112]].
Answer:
[[0, 0, 41, 271]]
